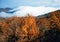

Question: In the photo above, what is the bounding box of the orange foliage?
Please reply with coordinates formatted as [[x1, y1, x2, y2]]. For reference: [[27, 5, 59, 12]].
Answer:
[[0, 10, 60, 42]]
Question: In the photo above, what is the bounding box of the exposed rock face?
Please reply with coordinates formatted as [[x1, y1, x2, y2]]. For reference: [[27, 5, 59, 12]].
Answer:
[[0, 10, 60, 42]]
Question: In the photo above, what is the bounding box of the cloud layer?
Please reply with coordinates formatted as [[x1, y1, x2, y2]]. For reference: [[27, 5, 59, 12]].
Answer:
[[0, 6, 59, 18]]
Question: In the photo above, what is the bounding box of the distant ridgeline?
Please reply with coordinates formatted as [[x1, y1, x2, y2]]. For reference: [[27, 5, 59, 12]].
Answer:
[[0, 8, 12, 12], [0, 10, 60, 42]]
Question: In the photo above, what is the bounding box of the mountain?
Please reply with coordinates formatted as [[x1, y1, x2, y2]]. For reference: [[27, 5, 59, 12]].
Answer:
[[37, 10, 60, 31], [37, 10, 60, 18], [0, 8, 12, 13], [0, 10, 60, 42], [0, 8, 14, 18]]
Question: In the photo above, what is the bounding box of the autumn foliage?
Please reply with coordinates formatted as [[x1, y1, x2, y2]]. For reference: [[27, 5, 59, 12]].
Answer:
[[0, 10, 60, 42]]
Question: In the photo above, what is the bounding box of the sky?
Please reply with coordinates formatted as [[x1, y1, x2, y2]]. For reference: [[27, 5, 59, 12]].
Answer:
[[0, 0, 60, 17], [0, 0, 60, 8]]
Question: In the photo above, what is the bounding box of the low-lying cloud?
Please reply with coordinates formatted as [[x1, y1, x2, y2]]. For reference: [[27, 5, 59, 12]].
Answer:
[[0, 6, 59, 18]]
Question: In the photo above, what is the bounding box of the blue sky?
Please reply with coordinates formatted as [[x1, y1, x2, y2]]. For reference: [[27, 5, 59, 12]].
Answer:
[[0, 0, 60, 8]]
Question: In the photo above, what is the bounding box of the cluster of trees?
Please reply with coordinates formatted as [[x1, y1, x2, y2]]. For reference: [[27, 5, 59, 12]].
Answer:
[[0, 16, 41, 42], [0, 10, 60, 42]]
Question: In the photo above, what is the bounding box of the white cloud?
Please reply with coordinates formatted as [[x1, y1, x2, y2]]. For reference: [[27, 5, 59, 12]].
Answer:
[[0, 6, 59, 18], [13, 6, 59, 17], [54, 0, 60, 3], [0, 12, 14, 18]]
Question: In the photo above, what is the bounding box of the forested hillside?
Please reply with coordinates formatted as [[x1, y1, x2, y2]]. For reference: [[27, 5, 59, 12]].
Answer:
[[0, 10, 60, 42]]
